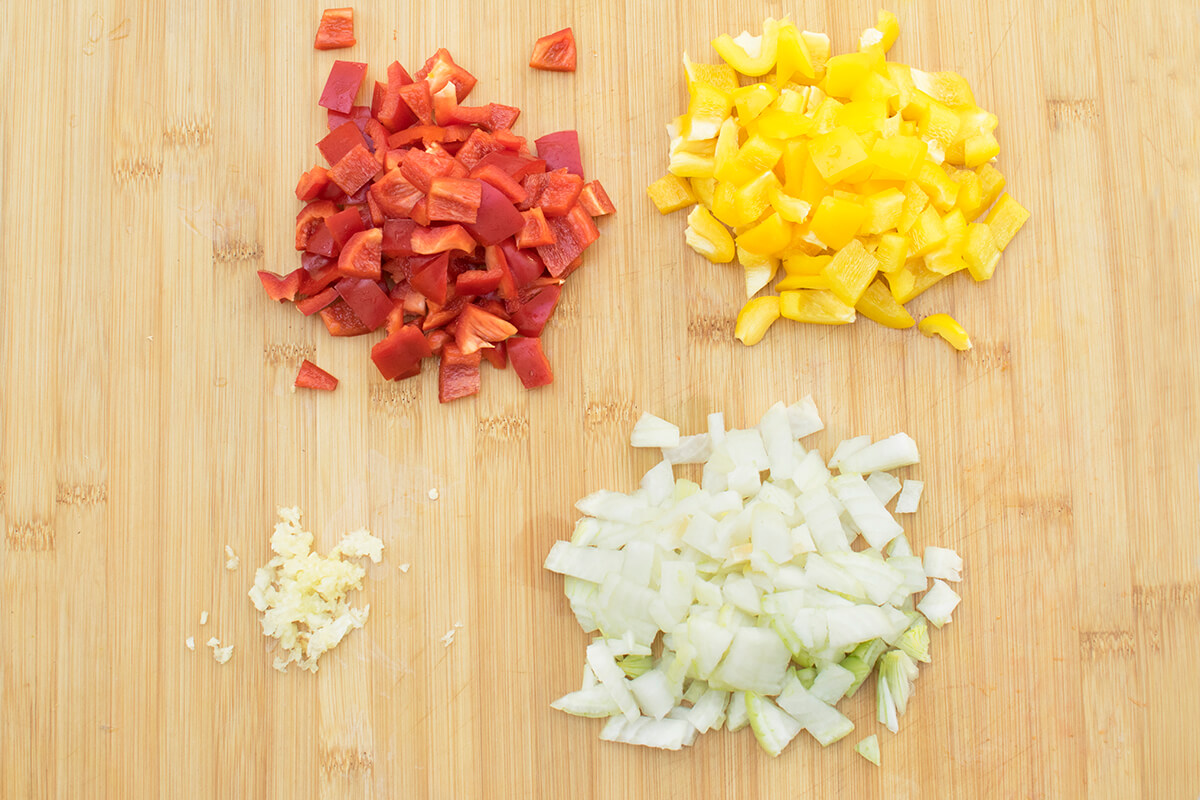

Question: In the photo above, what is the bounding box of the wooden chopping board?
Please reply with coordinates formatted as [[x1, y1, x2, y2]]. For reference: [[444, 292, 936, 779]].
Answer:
[[2, 1, 1198, 797]]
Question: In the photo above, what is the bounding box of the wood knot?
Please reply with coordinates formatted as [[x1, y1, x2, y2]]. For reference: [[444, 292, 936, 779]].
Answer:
[[1079, 630, 1135, 660], [585, 399, 638, 429], [55, 482, 109, 506], [1132, 582, 1200, 610], [112, 156, 163, 185], [477, 415, 530, 441], [7, 519, 55, 552], [319, 747, 374, 776], [687, 314, 733, 343], [1046, 98, 1098, 130], [967, 341, 1011, 372], [162, 115, 213, 148], [263, 343, 315, 366], [370, 383, 418, 413], [213, 240, 263, 263]]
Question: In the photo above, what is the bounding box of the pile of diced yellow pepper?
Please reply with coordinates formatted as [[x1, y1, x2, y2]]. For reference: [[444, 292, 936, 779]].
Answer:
[[646, 12, 1030, 351]]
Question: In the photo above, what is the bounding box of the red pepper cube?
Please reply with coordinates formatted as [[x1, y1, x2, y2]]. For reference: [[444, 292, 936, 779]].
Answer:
[[471, 163, 529, 205], [481, 341, 507, 370], [377, 60, 418, 131], [534, 130, 584, 177], [529, 28, 577, 72], [304, 223, 340, 258], [579, 180, 616, 216], [409, 197, 431, 227], [498, 239, 546, 287], [295, 359, 339, 391], [454, 266, 502, 297], [484, 244, 519, 303], [454, 129, 504, 171], [402, 148, 466, 194], [369, 168, 424, 219], [319, 300, 371, 336], [463, 183, 524, 246], [526, 169, 584, 217], [371, 324, 434, 380], [398, 80, 434, 126], [335, 277, 392, 330], [510, 284, 562, 337], [295, 199, 337, 250], [257, 269, 305, 303], [437, 343, 482, 402], [382, 219, 419, 257], [295, 166, 332, 201], [409, 251, 451, 304], [426, 177, 482, 224], [516, 207, 556, 248], [412, 224, 476, 256], [296, 286, 339, 316], [536, 204, 599, 277], [327, 105, 372, 133], [453, 303, 517, 355], [507, 336, 554, 388], [494, 129, 530, 153], [325, 207, 368, 248], [330, 144, 380, 195], [416, 48, 478, 103], [337, 228, 383, 280], [474, 151, 545, 182], [300, 253, 340, 295], [314, 8, 356, 51], [319, 60, 369, 114], [483, 104, 521, 132]]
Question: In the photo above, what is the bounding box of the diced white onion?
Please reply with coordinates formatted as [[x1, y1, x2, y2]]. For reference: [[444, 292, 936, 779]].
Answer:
[[631, 412, 681, 449], [895, 479, 925, 513]]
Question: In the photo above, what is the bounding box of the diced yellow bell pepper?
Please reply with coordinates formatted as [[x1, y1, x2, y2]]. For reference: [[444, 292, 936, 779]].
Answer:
[[808, 96, 844, 136], [735, 170, 781, 222], [836, 100, 888, 133], [900, 88, 931, 123], [668, 151, 716, 178], [733, 83, 779, 122], [888, 258, 945, 303], [858, 187, 903, 236], [868, 135, 927, 181], [821, 238, 879, 306], [713, 117, 742, 179], [717, 134, 785, 185], [775, 25, 818, 86], [915, 161, 960, 212], [768, 184, 813, 223], [850, 71, 899, 105], [885, 63, 917, 113], [780, 223, 829, 257], [780, 289, 856, 324], [984, 193, 1030, 250], [776, 273, 830, 290], [810, 195, 867, 250], [690, 177, 717, 210], [963, 222, 1001, 281], [798, 157, 831, 209], [918, 313, 972, 350], [647, 174, 697, 214], [735, 296, 781, 345], [924, 208, 968, 274], [874, 232, 909, 273], [856, 278, 915, 328], [685, 205, 736, 263], [772, 88, 808, 114], [897, 181, 929, 233], [738, 246, 780, 296], [908, 204, 948, 256], [800, 31, 831, 75], [823, 51, 880, 98], [956, 106, 999, 142], [975, 162, 1007, 214], [913, 70, 976, 109], [755, 109, 813, 140], [949, 169, 984, 219], [684, 53, 741, 93], [807, 125, 870, 183], [712, 18, 784, 77], [736, 211, 793, 254], [917, 98, 962, 152], [686, 82, 734, 140], [783, 252, 832, 276], [869, 10, 900, 52], [711, 181, 752, 227], [963, 132, 1000, 167]]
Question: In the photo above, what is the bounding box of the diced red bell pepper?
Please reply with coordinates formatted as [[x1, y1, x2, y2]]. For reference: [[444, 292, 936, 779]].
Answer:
[[295, 359, 339, 391], [463, 182, 524, 246], [337, 181, 373, 206], [529, 28, 577, 72], [510, 284, 561, 336], [427, 177, 482, 224], [424, 328, 452, 355], [398, 80, 434, 126], [330, 144, 380, 195], [320, 300, 371, 336], [498, 239, 545, 287], [376, 60, 418, 131], [296, 166, 332, 201], [314, 8, 356, 51], [296, 286, 339, 316], [438, 343, 482, 402], [401, 148, 467, 193], [416, 48, 478, 103], [471, 163, 528, 205], [258, 269, 305, 302], [454, 129, 504, 171], [484, 104, 521, 132], [453, 303, 517, 355], [516, 207, 556, 248], [483, 244, 519, 303], [579, 180, 616, 216], [371, 324, 434, 380], [422, 296, 466, 330], [432, 83, 483, 126], [494, 129, 529, 153], [454, 264, 502, 296], [369, 168, 423, 218], [536, 204, 599, 276], [410, 197, 431, 227], [366, 191, 385, 226], [481, 341, 507, 370], [325, 207, 368, 248], [473, 151, 546, 181], [534, 130, 583, 177], [412, 224, 476, 255], [507, 336, 554, 388], [300, 252, 340, 294], [296, 199, 338, 250], [305, 223, 340, 257], [409, 251, 450, 304], [523, 168, 584, 216], [319, 60, 369, 114], [364, 119, 391, 159], [336, 277, 392, 330], [337, 228, 383, 279], [382, 219, 419, 257], [388, 125, 446, 148], [318, 121, 370, 166], [327, 105, 372, 133]]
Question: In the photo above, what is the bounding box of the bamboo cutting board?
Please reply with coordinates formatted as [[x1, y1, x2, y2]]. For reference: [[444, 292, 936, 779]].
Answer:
[[2, 1, 1198, 798]]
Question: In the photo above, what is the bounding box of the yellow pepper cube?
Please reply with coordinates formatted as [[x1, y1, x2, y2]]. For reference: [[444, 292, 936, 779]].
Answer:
[[779, 140, 809, 192], [924, 249, 966, 276], [821, 238, 879, 306], [769, 184, 813, 223], [801, 31, 831, 74], [686, 82, 734, 140], [850, 72, 899, 105], [964, 222, 1001, 281], [836, 100, 888, 134], [897, 181, 930, 233], [871, 10, 900, 52], [799, 158, 831, 209], [733, 83, 779, 122], [736, 211, 793, 255], [807, 126, 870, 184], [775, 25, 818, 86], [738, 246, 780, 296], [964, 132, 1001, 168], [917, 71, 976, 109], [735, 170, 782, 223], [668, 151, 716, 179], [717, 134, 785, 185], [860, 188, 905, 235], [685, 205, 736, 263], [874, 232, 909, 273], [783, 253, 833, 276], [780, 289, 857, 324], [755, 109, 813, 140], [855, 278, 915, 329], [915, 161, 960, 212], [917, 98, 962, 151], [984, 194, 1030, 250], [772, 88, 808, 114], [684, 53, 741, 93], [888, 258, 946, 304], [957, 106, 999, 142], [918, 313, 972, 351], [647, 174, 697, 214], [735, 296, 782, 345], [690, 177, 717, 210], [823, 52, 878, 99], [869, 135, 928, 181], [976, 163, 1007, 214], [949, 169, 984, 219], [809, 195, 868, 251], [713, 117, 743, 179], [908, 205, 948, 256], [900, 89, 931, 123], [809, 96, 844, 136]]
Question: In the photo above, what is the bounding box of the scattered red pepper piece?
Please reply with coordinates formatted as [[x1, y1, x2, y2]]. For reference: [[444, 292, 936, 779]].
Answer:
[[319, 61, 369, 114], [529, 28, 578, 72], [534, 131, 584, 177], [507, 336, 554, 388], [437, 343, 482, 402], [337, 228, 383, 279], [258, 269, 305, 303], [371, 324, 433, 380], [295, 359, 339, 391], [314, 8, 356, 51], [578, 180, 616, 216]]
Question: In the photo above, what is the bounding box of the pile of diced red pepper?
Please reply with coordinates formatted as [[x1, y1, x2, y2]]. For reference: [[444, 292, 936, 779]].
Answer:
[[262, 50, 614, 400]]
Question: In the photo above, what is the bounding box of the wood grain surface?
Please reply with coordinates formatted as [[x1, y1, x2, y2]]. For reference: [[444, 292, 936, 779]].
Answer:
[[2, 1, 1198, 798]]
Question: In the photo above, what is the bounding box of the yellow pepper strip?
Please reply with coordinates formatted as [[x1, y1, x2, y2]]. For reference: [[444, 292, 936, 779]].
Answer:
[[776, 273, 829, 291], [737, 212, 793, 255], [855, 278, 915, 328], [768, 184, 813, 223], [780, 289, 856, 324], [984, 193, 1030, 250], [690, 177, 717, 210], [896, 181, 929, 233], [687, 82, 734, 140], [684, 53, 740, 93], [647, 174, 697, 214], [738, 246, 780, 296], [907, 204, 948, 256], [733, 83, 778, 121], [918, 313, 972, 350], [866, 10, 900, 52], [783, 253, 832, 276], [963, 222, 1001, 281], [735, 296, 781, 345], [975, 163, 1007, 213], [964, 132, 1000, 167], [774, 25, 817, 86], [800, 31, 831, 75], [809, 195, 867, 250], [821, 238, 879, 306], [889, 258, 946, 304], [685, 205, 736, 263], [711, 18, 783, 77]]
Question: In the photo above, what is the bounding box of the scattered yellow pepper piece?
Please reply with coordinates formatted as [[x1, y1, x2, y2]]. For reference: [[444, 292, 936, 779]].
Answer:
[[684, 53, 740, 93], [963, 222, 1001, 281], [735, 296, 782, 345], [984, 193, 1030, 250], [647, 174, 697, 214], [685, 205, 736, 263], [918, 313, 972, 350], [776, 273, 830, 291], [738, 246, 780, 297], [855, 278, 915, 328], [779, 289, 856, 324]]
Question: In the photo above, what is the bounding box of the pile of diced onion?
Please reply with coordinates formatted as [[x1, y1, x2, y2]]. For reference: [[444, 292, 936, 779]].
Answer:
[[544, 398, 962, 760]]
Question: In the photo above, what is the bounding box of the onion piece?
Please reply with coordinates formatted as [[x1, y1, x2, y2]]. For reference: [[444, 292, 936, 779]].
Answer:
[[895, 479, 925, 513], [630, 412, 681, 448], [917, 579, 961, 627]]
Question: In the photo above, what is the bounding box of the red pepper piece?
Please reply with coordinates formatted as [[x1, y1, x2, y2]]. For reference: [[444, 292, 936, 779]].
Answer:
[[409, 251, 450, 304], [437, 343, 482, 402], [371, 324, 433, 380], [422, 296, 466, 330], [463, 182, 524, 246], [416, 48, 478, 103], [329, 144, 380, 195], [327, 106, 372, 133], [300, 252, 339, 292], [427, 177, 482, 224], [376, 60, 418, 131], [483, 243, 519, 303], [337, 228, 383, 279], [319, 60, 369, 115], [398, 80, 434, 126], [453, 304, 517, 355], [507, 336, 554, 388], [366, 191, 385, 226], [305, 223, 340, 257], [481, 341, 507, 370], [534, 130, 584, 177], [388, 125, 446, 148], [384, 148, 407, 170], [454, 264, 502, 296], [295, 199, 337, 250], [412, 224, 476, 255], [369, 168, 423, 218], [296, 286, 339, 316], [258, 269, 305, 303], [295, 359, 339, 391], [314, 8, 356, 51], [494, 129, 530, 153], [529, 28, 577, 72], [409, 197, 431, 227], [364, 118, 390, 159], [516, 207, 556, 248], [579, 180, 616, 216], [325, 207, 368, 248], [335, 277, 392, 330], [382, 219, 418, 257], [510, 284, 562, 336], [318, 122, 370, 168], [296, 166, 332, 201], [536, 204, 599, 276], [319, 300, 371, 336], [523, 168, 584, 216], [484, 104, 521, 132], [454, 129, 503, 171], [401, 148, 466, 193], [498, 238, 546, 287], [471, 163, 529, 205], [474, 151, 546, 182], [425, 328, 452, 355]]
